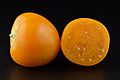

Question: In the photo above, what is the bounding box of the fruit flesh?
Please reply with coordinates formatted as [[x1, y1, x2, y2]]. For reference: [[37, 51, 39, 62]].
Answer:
[[10, 12, 60, 67], [61, 18, 110, 66]]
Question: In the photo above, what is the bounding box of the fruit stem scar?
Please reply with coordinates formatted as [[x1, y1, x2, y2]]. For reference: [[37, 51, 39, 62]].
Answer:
[[9, 31, 15, 38], [9, 30, 16, 47], [10, 20, 24, 47]]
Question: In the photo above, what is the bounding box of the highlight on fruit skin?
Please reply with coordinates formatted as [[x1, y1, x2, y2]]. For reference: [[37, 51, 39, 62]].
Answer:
[[10, 12, 60, 67], [61, 18, 110, 66]]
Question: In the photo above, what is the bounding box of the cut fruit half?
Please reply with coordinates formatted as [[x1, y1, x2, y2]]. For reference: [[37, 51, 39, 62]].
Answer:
[[61, 18, 110, 66]]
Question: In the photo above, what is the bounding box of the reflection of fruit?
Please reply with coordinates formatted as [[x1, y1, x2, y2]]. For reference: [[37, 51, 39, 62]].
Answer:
[[61, 18, 110, 66], [10, 12, 60, 67]]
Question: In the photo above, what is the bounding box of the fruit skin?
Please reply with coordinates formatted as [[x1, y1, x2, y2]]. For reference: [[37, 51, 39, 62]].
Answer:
[[61, 18, 110, 66], [10, 12, 60, 67]]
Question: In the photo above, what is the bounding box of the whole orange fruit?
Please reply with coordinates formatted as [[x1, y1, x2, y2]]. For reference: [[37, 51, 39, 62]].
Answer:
[[10, 12, 60, 67], [61, 18, 110, 66]]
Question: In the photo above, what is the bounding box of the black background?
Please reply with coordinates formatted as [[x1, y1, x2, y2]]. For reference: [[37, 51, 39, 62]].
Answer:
[[0, 0, 120, 80]]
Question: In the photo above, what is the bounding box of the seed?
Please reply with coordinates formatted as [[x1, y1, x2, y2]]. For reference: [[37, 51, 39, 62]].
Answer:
[[101, 48, 105, 52], [98, 55, 102, 58], [84, 31, 88, 34], [81, 58, 85, 61], [66, 50, 69, 52], [78, 54, 81, 57], [80, 22, 83, 25], [89, 58, 92, 62], [77, 46, 80, 50], [67, 35, 71, 39], [96, 27, 101, 30], [83, 48, 86, 51]]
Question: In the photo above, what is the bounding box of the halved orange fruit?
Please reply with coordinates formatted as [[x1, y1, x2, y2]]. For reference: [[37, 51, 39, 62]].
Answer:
[[61, 18, 110, 66]]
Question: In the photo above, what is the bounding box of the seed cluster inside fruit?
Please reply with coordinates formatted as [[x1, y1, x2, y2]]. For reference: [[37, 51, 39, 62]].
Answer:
[[61, 18, 110, 66]]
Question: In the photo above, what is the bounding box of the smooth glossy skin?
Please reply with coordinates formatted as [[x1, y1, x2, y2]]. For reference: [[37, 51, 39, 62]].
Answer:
[[61, 18, 110, 66], [10, 12, 60, 67]]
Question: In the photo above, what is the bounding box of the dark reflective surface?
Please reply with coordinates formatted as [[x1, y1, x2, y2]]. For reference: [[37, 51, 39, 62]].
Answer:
[[9, 65, 105, 80], [0, 56, 120, 80]]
